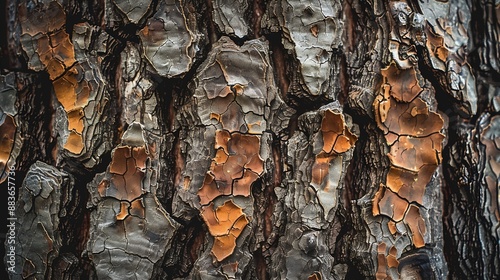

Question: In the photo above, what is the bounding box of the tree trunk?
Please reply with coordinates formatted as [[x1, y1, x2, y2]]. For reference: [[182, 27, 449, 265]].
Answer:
[[1, 0, 499, 279]]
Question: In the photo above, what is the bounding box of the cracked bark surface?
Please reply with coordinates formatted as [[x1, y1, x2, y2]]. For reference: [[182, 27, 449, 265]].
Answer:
[[1, 0, 499, 279]]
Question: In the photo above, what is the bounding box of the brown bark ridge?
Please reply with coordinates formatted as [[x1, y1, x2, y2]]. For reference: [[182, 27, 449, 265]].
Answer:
[[1, 0, 498, 279]]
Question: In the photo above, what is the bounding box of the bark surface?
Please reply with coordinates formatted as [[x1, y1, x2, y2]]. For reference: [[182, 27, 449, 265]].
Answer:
[[1, 0, 499, 279]]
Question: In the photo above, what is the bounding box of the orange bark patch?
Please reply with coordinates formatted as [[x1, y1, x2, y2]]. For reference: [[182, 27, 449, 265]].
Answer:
[[116, 201, 129, 220], [377, 188, 409, 222], [130, 199, 145, 218], [376, 96, 444, 137], [198, 131, 263, 205], [23, 5, 92, 156], [321, 110, 357, 154], [201, 200, 249, 261], [387, 246, 399, 268], [37, 30, 76, 80], [308, 272, 322, 280], [425, 25, 449, 63], [373, 58, 444, 276], [64, 131, 84, 154], [312, 110, 357, 187], [100, 146, 148, 201], [404, 205, 426, 248], [381, 62, 422, 102], [376, 243, 390, 280]]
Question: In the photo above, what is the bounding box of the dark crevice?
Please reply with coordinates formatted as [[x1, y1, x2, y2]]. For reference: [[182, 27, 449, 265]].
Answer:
[[416, 45, 477, 123], [64, 0, 105, 28], [338, 52, 349, 106], [251, 0, 266, 38], [253, 248, 268, 280], [17, 72, 57, 172], [265, 32, 289, 102], [57, 171, 95, 279], [204, 0, 219, 45], [160, 217, 206, 279]]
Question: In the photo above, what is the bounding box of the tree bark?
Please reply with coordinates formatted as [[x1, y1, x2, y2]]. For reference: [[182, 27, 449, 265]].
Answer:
[[1, 0, 498, 279]]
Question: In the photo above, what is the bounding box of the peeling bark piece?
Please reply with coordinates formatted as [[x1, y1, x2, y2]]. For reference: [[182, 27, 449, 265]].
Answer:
[[372, 10, 446, 277], [381, 62, 422, 102], [99, 146, 146, 201], [58, 24, 110, 167], [419, 0, 478, 116], [404, 205, 426, 248], [113, 0, 153, 24], [193, 37, 273, 134], [375, 96, 444, 137], [198, 131, 264, 205], [320, 110, 357, 154], [174, 37, 282, 274], [18, 1, 75, 77], [425, 25, 448, 69], [37, 30, 77, 80], [10, 161, 71, 280], [19, 4, 111, 168], [139, 0, 201, 77], [311, 109, 357, 220], [265, 0, 343, 97], [174, 36, 285, 276], [86, 193, 178, 280], [272, 105, 357, 279], [388, 134, 443, 172], [212, 0, 249, 37], [95, 123, 152, 203], [200, 200, 249, 261], [18, 1, 65, 36], [56, 58, 109, 166], [374, 60, 445, 207], [376, 186, 409, 222], [87, 123, 179, 279]]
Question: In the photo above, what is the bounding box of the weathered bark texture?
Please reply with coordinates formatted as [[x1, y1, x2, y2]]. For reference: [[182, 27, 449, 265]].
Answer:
[[1, 0, 499, 279]]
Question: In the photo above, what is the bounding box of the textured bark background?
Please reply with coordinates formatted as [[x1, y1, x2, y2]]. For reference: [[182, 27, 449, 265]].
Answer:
[[0, 0, 499, 279]]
